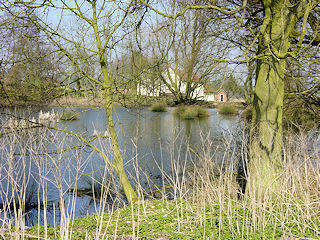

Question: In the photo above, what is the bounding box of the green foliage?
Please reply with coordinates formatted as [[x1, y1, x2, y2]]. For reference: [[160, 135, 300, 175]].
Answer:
[[174, 105, 210, 119], [28, 224, 56, 236], [218, 104, 238, 115], [241, 100, 320, 132], [197, 107, 210, 118], [150, 102, 167, 112], [2, 65, 58, 105], [283, 97, 320, 132], [60, 111, 78, 121]]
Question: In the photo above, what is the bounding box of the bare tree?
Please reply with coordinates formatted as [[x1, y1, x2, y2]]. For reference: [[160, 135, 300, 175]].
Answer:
[[1, 0, 145, 204], [0, 11, 61, 105], [140, 0, 320, 197], [138, 0, 227, 104]]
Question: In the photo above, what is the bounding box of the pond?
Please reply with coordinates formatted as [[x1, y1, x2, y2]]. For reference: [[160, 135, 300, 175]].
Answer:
[[0, 107, 239, 226]]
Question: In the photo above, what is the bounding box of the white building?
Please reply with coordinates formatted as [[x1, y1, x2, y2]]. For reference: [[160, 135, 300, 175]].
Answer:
[[138, 66, 227, 102]]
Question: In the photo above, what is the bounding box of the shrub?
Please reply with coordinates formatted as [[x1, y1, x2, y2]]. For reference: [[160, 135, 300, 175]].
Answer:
[[60, 111, 78, 121], [150, 102, 167, 112], [240, 99, 319, 132], [182, 107, 198, 120], [174, 105, 210, 119], [173, 105, 187, 117], [196, 107, 210, 118], [218, 104, 238, 115], [283, 97, 319, 132]]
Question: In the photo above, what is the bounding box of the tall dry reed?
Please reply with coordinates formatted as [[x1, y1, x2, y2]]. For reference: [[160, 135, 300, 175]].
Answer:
[[0, 116, 318, 239]]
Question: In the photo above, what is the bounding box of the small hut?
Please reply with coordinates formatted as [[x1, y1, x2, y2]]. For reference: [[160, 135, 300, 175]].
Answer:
[[214, 90, 227, 102]]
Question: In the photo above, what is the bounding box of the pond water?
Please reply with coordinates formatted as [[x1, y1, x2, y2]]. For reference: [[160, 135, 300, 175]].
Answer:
[[0, 107, 239, 226]]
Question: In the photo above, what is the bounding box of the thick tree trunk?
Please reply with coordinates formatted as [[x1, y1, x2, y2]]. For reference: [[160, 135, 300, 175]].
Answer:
[[247, 0, 304, 198], [248, 56, 285, 198]]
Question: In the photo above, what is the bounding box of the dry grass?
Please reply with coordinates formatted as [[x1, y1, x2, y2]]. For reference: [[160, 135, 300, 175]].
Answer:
[[50, 95, 105, 107]]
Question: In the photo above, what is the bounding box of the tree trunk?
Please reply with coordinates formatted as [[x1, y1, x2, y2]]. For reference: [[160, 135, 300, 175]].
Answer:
[[247, 0, 304, 198], [92, 4, 138, 204], [103, 74, 138, 204], [248, 55, 285, 198]]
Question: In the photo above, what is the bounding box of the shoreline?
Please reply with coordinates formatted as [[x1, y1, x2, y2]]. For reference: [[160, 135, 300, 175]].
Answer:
[[1, 95, 246, 110]]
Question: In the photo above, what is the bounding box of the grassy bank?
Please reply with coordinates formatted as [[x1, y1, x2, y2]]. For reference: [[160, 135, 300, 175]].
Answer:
[[48, 94, 172, 108], [2, 91, 245, 110], [19, 196, 319, 240]]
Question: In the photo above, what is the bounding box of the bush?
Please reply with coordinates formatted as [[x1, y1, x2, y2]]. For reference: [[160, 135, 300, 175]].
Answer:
[[218, 104, 238, 115], [196, 107, 210, 118], [173, 105, 187, 116], [150, 102, 167, 112], [283, 97, 319, 132], [182, 107, 198, 120], [60, 111, 78, 121], [174, 105, 210, 119], [241, 100, 319, 132]]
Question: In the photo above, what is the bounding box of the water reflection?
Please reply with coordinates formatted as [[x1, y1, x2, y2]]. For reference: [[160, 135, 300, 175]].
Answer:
[[0, 107, 238, 226]]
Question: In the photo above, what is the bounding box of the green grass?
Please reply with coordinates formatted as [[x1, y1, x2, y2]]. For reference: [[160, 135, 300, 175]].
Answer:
[[22, 199, 320, 240], [181, 107, 198, 119], [60, 111, 79, 121], [49, 94, 105, 107], [173, 105, 210, 119], [150, 102, 167, 112], [218, 104, 238, 115]]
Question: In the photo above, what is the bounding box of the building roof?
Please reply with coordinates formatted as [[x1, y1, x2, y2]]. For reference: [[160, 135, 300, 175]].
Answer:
[[203, 85, 227, 95]]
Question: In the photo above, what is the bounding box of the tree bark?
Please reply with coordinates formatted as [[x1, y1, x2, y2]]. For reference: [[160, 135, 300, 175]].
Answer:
[[104, 76, 138, 204], [247, 0, 305, 198]]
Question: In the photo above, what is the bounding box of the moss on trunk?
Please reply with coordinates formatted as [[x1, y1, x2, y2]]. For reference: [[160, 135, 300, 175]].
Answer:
[[247, 0, 306, 198], [92, 3, 138, 204]]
